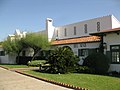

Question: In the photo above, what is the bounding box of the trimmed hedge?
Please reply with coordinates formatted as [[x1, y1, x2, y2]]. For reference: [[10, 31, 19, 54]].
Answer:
[[27, 60, 47, 67], [76, 66, 95, 74], [83, 52, 110, 74]]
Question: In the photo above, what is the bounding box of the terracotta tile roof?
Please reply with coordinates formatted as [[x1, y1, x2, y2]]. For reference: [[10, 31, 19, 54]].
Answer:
[[90, 27, 120, 35], [52, 36, 101, 45]]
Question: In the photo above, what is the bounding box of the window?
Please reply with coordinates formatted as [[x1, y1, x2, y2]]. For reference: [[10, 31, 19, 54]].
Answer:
[[56, 29, 58, 37], [74, 44, 78, 48], [112, 52, 119, 63], [78, 48, 97, 57], [80, 43, 86, 47], [111, 45, 120, 63], [0, 51, 5, 56], [74, 26, 76, 35], [97, 22, 100, 31], [84, 24, 87, 33], [78, 49, 88, 56], [64, 28, 67, 36]]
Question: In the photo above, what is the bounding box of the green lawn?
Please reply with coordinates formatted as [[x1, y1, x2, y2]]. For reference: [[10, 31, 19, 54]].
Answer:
[[0, 64, 29, 68], [24, 70, 120, 90]]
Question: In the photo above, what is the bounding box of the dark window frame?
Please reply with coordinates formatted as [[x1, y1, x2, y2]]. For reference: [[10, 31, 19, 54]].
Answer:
[[0, 51, 5, 56], [97, 22, 100, 31], [74, 44, 78, 48], [56, 29, 58, 37], [84, 24, 87, 33], [110, 45, 120, 64], [64, 28, 67, 36], [74, 26, 76, 35], [78, 48, 98, 57]]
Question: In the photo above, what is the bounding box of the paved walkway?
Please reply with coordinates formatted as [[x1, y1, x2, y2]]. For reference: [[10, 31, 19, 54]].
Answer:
[[0, 67, 72, 90]]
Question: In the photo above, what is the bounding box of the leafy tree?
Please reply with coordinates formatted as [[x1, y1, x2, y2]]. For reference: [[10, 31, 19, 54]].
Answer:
[[23, 33, 50, 60], [2, 38, 26, 63], [47, 47, 79, 74], [0, 41, 3, 45], [2, 33, 50, 63]]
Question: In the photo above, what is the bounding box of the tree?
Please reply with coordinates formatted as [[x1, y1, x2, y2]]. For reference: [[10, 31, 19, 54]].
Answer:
[[47, 47, 79, 74], [2, 38, 26, 63], [23, 33, 50, 60]]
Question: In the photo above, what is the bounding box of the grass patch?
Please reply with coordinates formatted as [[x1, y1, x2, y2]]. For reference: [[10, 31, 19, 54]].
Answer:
[[0, 64, 28, 68], [24, 70, 120, 90]]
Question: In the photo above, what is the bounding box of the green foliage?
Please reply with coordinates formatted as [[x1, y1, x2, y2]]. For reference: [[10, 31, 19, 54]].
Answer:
[[0, 41, 3, 45], [76, 66, 95, 74], [47, 47, 79, 74], [23, 33, 50, 60], [83, 52, 110, 74], [2, 38, 24, 55], [24, 33, 50, 50], [27, 60, 47, 67], [2, 33, 50, 61]]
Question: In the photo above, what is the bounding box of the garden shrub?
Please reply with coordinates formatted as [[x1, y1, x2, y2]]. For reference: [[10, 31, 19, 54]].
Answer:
[[76, 66, 95, 74], [83, 52, 110, 74], [47, 47, 79, 74], [27, 60, 47, 67]]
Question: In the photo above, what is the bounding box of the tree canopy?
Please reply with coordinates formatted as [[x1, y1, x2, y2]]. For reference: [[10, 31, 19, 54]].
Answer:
[[23, 33, 50, 60], [2, 38, 24, 55], [2, 33, 50, 61]]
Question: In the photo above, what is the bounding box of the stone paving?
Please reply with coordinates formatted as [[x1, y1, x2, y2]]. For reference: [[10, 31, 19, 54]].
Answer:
[[0, 67, 73, 90]]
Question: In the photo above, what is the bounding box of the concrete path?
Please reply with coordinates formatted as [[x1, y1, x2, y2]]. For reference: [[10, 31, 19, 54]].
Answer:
[[0, 67, 72, 90]]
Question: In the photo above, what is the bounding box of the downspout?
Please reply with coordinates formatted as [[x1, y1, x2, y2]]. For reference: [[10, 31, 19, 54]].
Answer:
[[99, 35, 104, 53]]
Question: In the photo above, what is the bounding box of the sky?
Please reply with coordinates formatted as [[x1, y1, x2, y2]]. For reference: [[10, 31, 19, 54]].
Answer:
[[0, 0, 120, 41]]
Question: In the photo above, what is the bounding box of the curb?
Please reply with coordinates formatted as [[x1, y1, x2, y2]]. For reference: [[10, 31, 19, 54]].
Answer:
[[0, 66, 89, 90], [15, 70, 89, 90], [0, 66, 9, 70]]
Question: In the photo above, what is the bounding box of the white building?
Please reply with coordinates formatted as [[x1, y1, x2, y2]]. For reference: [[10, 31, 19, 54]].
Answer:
[[1, 15, 120, 72], [91, 27, 120, 72], [46, 15, 120, 72], [0, 29, 27, 64]]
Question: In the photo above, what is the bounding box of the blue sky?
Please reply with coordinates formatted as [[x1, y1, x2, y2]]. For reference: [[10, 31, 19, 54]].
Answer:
[[0, 0, 120, 41]]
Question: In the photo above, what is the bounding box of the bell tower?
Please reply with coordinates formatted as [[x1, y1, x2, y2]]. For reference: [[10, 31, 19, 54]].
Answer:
[[46, 18, 55, 41]]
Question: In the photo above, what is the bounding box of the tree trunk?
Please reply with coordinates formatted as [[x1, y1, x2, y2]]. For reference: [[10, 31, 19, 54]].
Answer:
[[31, 49, 41, 61], [16, 52, 20, 64]]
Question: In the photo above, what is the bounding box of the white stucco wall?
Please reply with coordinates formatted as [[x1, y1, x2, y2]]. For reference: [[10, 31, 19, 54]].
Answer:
[[103, 32, 120, 72], [57, 42, 100, 56], [0, 55, 9, 64], [0, 47, 16, 64], [53, 15, 113, 40], [104, 33, 120, 51], [109, 64, 120, 72], [111, 15, 120, 29], [46, 18, 55, 41], [8, 54, 16, 64], [0, 47, 8, 64]]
